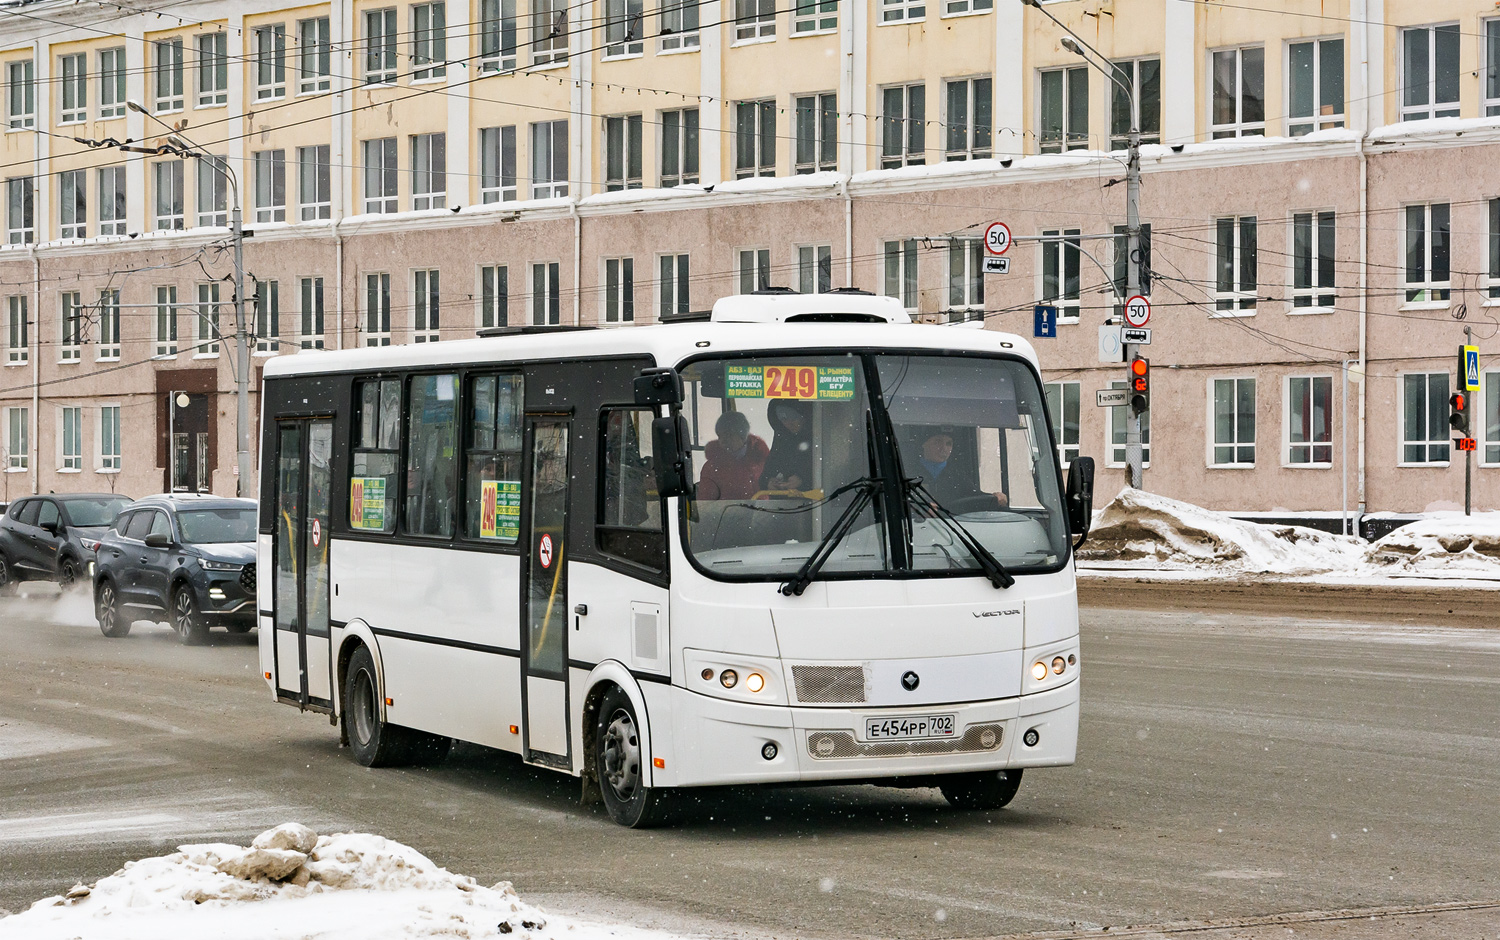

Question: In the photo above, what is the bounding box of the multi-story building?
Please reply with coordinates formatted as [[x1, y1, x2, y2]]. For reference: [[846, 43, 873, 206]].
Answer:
[[0, 0, 1495, 515]]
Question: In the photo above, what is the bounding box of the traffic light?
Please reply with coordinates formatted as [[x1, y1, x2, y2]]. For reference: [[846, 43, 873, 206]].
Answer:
[[1449, 392, 1469, 436], [1129, 356, 1150, 414]]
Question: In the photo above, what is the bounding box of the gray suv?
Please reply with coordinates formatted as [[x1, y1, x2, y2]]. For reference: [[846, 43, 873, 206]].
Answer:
[[0, 494, 133, 589], [93, 495, 258, 643]]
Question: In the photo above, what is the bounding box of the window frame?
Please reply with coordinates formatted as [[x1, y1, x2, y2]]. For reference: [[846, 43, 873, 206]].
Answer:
[[793, 0, 838, 35], [364, 8, 399, 84], [349, 377, 403, 535], [411, 132, 447, 210], [1290, 209, 1335, 312], [196, 282, 221, 356], [479, 0, 519, 71], [153, 160, 184, 230], [794, 92, 837, 174], [798, 244, 833, 295], [300, 275, 325, 348], [1399, 370, 1451, 466], [480, 125, 518, 202], [942, 0, 989, 17], [411, 2, 448, 81], [659, 108, 700, 186], [298, 145, 331, 220], [604, 114, 644, 191], [6, 176, 34, 244], [196, 155, 229, 227], [196, 32, 227, 107], [659, 0, 700, 51], [99, 404, 121, 471], [1483, 369, 1500, 466], [413, 268, 440, 342], [603, 257, 635, 323], [479, 264, 509, 329], [531, 261, 561, 325], [254, 278, 280, 354], [1400, 23, 1460, 121], [1043, 380, 1080, 468], [59, 53, 87, 125], [1214, 215, 1258, 314], [6, 295, 28, 365], [1208, 375, 1256, 468], [1040, 228, 1081, 323], [154, 38, 185, 113], [1285, 374, 1334, 468], [530, 120, 569, 199], [254, 149, 287, 223], [298, 17, 332, 94], [1109, 57, 1160, 149], [1403, 202, 1450, 305], [462, 372, 525, 547], [738, 247, 772, 294], [944, 76, 992, 161], [60, 405, 84, 472], [531, 0, 569, 67], [58, 168, 87, 240], [604, 0, 645, 57], [1286, 37, 1344, 136], [946, 238, 984, 318], [596, 406, 668, 573], [882, 238, 918, 311], [734, 0, 776, 43], [659, 253, 690, 319], [6, 406, 29, 470], [1210, 44, 1265, 139], [734, 99, 776, 178], [156, 284, 179, 357], [880, 0, 925, 24], [1105, 379, 1150, 468], [363, 137, 398, 213], [96, 289, 120, 361], [98, 165, 126, 235], [98, 47, 126, 118], [365, 272, 392, 345], [6, 60, 35, 129], [1038, 66, 1088, 154], [254, 23, 287, 100]]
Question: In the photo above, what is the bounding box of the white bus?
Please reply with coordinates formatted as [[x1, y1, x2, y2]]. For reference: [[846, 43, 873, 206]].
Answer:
[[257, 292, 1095, 827]]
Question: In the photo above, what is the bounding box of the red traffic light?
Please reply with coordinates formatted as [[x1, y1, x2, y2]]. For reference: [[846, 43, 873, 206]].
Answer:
[[1131, 358, 1149, 377], [1450, 392, 1466, 411]]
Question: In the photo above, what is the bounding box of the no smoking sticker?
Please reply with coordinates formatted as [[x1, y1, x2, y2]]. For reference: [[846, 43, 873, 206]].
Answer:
[[311, 519, 322, 547], [538, 533, 554, 569]]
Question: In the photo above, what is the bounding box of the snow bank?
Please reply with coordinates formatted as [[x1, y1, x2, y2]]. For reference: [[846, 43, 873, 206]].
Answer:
[[1362, 512, 1500, 580], [0, 824, 682, 940]]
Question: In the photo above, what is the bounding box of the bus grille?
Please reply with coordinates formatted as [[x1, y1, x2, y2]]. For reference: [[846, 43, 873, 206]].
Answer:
[[791, 665, 866, 704], [239, 563, 257, 593], [806, 723, 1004, 760]]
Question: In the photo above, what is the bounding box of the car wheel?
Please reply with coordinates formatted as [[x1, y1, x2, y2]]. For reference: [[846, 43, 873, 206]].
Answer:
[[58, 557, 80, 590], [939, 768, 1024, 811], [595, 685, 673, 828], [171, 585, 209, 646], [96, 580, 131, 638], [342, 645, 432, 767]]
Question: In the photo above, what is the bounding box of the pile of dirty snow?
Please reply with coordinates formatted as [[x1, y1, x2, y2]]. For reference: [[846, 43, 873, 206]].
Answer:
[[1360, 512, 1500, 580], [0, 824, 680, 940]]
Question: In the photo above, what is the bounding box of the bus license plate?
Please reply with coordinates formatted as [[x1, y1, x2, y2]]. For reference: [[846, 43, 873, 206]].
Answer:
[[865, 715, 956, 741]]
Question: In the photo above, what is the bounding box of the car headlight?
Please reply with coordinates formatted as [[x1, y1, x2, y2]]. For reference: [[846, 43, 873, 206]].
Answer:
[[198, 558, 243, 571]]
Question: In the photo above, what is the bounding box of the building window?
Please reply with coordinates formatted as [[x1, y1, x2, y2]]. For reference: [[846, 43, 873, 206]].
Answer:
[[154, 38, 184, 112], [881, 0, 924, 23], [881, 84, 926, 167], [794, 0, 837, 34], [298, 145, 330, 220], [531, 262, 560, 325], [1215, 215, 1258, 312], [156, 285, 178, 356], [253, 24, 287, 100], [254, 150, 286, 223], [97, 166, 126, 236], [1402, 24, 1459, 121], [59, 53, 87, 125], [100, 406, 121, 470], [363, 137, 398, 213], [1404, 203, 1450, 303], [660, 108, 699, 186], [532, 0, 569, 67], [195, 33, 227, 107], [61, 407, 83, 471], [794, 93, 837, 173], [6, 60, 34, 129], [1039, 67, 1087, 153], [659, 254, 689, 318], [196, 282, 220, 354], [97, 289, 120, 360], [98, 47, 126, 118], [1486, 371, 1500, 464], [197, 156, 229, 227], [6, 177, 34, 244], [1211, 46, 1265, 138], [604, 114, 643, 191], [411, 2, 447, 80], [735, 99, 776, 178], [944, 0, 987, 15], [480, 264, 508, 328], [604, 0, 644, 56], [799, 245, 832, 294], [1041, 229, 1081, 322], [365, 8, 398, 84], [254, 279, 280, 353], [945, 78, 991, 160], [413, 269, 440, 342], [411, 132, 446, 209], [1108, 380, 1150, 466], [1044, 381, 1080, 467], [1287, 375, 1332, 465], [1110, 58, 1160, 149], [300, 276, 325, 348], [1490, 198, 1500, 299], [660, 0, 700, 50], [883, 239, 918, 310], [7, 407, 28, 469], [1401, 372, 1450, 464], [604, 258, 634, 322], [1292, 210, 1335, 310], [480, 126, 517, 202], [298, 17, 332, 93], [59, 169, 86, 239], [1112, 223, 1152, 301], [531, 121, 568, 198], [480, 0, 518, 71], [7, 296, 28, 364], [735, 0, 776, 41], [365, 273, 391, 345], [947, 238, 983, 317], [1288, 38, 1343, 135], [154, 161, 183, 230], [739, 248, 771, 293], [1211, 377, 1255, 466]]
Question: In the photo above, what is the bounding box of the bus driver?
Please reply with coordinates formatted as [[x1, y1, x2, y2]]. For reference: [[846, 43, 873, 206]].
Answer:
[[912, 428, 1009, 510]]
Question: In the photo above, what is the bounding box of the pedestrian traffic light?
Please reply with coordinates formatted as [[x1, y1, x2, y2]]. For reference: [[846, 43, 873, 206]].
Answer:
[[1129, 356, 1150, 414], [1449, 392, 1469, 435]]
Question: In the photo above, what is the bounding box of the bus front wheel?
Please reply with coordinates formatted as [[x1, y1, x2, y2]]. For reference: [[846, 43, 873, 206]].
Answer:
[[343, 645, 451, 767], [594, 686, 672, 828], [939, 768, 1023, 810]]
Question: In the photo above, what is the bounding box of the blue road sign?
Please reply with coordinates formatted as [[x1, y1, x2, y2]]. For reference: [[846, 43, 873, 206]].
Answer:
[[1463, 345, 1480, 391], [1034, 305, 1058, 338]]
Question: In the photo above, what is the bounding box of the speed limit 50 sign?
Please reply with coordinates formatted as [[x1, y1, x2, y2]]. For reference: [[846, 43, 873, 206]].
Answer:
[[984, 222, 1012, 256], [1123, 294, 1151, 328]]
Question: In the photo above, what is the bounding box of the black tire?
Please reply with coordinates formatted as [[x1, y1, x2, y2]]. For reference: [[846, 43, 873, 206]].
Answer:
[[342, 645, 438, 768], [96, 579, 131, 638], [0, 553, 17, 595], [940, 768, 1024, 810], [58, 557, 81, 590], [171, 584, 209, 646], [595, 686, 672, 828]]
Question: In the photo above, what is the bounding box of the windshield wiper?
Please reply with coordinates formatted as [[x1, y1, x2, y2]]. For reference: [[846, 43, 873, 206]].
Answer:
[[904, 478, 1015, 590], [779, 477, 882, 597]]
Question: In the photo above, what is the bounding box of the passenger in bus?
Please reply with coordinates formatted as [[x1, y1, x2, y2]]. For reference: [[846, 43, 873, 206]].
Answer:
[[912, 428, 1008, 510], [698, 411, 770, 500], [760, 399, 814, 492]]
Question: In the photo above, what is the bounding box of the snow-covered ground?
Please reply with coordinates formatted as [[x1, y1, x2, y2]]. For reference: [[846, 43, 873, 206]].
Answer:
[[1078, 488, 1500, 584], [0, 824, 686, 940]]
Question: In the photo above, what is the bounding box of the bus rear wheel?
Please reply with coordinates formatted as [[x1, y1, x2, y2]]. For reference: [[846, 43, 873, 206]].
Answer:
[[939, 768, 1023, 810], [342, 645, 450, 767], [595, 686, 672, 828]]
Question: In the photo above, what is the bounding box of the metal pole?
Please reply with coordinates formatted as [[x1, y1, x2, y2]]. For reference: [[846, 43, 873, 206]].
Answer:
[[1342, 360, 1350, 535], [233, 206, 251, 498], [169, 390, 177, 492], [1123, 126, 1143, 490], [1465, 325, 1473, 516]]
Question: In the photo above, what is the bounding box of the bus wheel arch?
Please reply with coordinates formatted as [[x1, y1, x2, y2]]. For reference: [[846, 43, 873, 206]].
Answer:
[[335, 624, 385, 745], [580, 667, 670, 827]]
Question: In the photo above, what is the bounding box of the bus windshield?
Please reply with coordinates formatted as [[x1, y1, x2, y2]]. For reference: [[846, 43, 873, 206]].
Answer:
[[681, 352, 1069, 582]]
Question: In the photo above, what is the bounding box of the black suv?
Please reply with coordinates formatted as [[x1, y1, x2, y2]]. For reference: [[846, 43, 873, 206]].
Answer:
[[93, 495, 258, 643], [0, 493, 133, 589]]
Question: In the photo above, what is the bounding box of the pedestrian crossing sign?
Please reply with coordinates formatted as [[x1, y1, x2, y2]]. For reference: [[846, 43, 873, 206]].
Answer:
[[1463, 345, 1480, 391]]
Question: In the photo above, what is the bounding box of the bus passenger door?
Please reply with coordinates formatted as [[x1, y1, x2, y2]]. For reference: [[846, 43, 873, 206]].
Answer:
[[520, 418, 571, 766], [273, 418, 335, 710]]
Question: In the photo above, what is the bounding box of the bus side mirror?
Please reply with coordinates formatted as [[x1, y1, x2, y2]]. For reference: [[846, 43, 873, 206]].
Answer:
[[650, 414, 694, 498], [1065, 457, 1095, 548], [634, 368, 683, 407]]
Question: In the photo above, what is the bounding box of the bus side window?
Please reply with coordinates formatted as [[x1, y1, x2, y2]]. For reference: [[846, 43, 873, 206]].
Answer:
[[404, 374, 459, 538], [465, 373, 524, 543], [597, 408, 665, 571], [349, 378, 400, 534]]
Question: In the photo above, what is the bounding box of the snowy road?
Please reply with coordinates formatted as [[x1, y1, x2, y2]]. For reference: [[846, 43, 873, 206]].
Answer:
[[1, 588, 1498, 939]]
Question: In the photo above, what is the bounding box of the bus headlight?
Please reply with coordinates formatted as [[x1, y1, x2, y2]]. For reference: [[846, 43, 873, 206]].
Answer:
[[1031, 661, 1048, 681], [684, 650, 784, 703], [720, 669, 738, 689], [1052, 656, 1067, 675], [745, 672, 765, 693]]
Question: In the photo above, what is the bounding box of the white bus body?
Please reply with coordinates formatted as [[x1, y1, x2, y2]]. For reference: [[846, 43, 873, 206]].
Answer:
[[257, 294, 1092, 826]]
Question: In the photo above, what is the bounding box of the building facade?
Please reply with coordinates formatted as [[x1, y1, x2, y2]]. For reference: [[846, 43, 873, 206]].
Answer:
[[0, 0, 1496, 514]]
